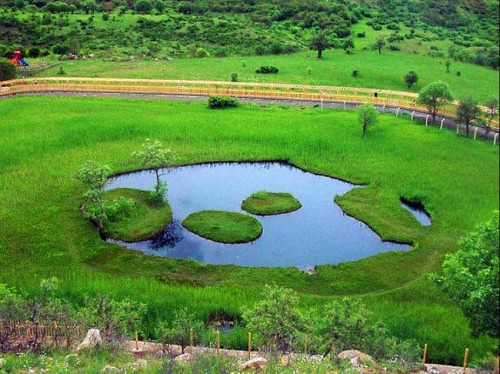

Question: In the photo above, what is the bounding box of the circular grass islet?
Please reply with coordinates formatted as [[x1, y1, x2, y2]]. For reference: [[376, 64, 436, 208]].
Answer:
[[241, 191, 302, 216], [182, 210, 263, 244], [103, 188, 173, 242]]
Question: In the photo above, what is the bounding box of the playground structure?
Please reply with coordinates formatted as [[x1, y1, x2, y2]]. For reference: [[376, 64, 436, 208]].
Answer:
[[10, 50, 30, 67], [0, 76, 498, 132]]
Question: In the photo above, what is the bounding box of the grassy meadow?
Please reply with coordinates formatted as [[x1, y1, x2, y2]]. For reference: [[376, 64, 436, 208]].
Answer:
[[36, 50, 500, 101], [0, 95, 498, 364]]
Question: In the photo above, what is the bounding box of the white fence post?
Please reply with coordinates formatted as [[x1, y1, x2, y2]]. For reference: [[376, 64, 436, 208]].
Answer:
[[320, 98, 323, 109], [474, 127, 479, 140], [411, 111, 415, 121], [494, 133, 499, 146], [396, 108, 400, 117], [343, 100, 346, 110], [425, 115, 430, 126], [440, 118, 445, 129], [383, 105, 386, 111]]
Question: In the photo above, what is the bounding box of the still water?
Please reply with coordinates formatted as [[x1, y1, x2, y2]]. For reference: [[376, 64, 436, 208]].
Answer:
[[106, 162, 411, 267]]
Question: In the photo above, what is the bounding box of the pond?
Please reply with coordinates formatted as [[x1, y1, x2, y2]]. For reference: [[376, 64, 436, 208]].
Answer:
[[400, 199, 432, 226], [106, 162, 411, 267]]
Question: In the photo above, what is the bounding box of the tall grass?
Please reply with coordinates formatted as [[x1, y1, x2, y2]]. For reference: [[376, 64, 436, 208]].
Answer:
[[0, 96, 498, 363]]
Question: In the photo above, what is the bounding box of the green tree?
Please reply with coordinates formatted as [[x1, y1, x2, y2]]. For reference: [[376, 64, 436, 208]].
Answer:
[[374, 36, 385, 54], [133, 139, 176, 204], [242, 284, 303, 354], [0, 59, 16, 81], [134, 0, 152, 14], [52, 44, 70, 59], [75, 162, 111, 230], [156, 308, 203, 353], [416, 81, 453, 122], [342, 39, 354, 54], [456, 97, 482, 137], [309, 29, 333, 59], [357, 103, 379, 136], [432, 212, 499, 338], [484, 97, 498, 127], [445, 60, 451, 73], [404, 71, 419, 89]]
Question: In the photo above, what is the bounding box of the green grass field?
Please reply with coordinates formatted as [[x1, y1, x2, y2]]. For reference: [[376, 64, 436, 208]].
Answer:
[[36, 50, 499, 101], [0, 95, 498, 364]]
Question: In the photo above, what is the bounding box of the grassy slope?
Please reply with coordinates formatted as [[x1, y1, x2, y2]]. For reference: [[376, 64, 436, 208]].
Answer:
[[0, 96, 498, 363], [37, 50, 500, 101]]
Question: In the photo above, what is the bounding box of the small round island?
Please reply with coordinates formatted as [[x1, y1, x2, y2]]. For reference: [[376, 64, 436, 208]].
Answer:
[[241, 191, 302, 216]]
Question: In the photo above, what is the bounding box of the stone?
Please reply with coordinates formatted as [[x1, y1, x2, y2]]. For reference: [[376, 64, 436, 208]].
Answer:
[[174, 353, 193, 362], [76, 328, 102, 351], [241, 357, 267, 371], [0, 358, 5, 369], [337, 350, 375, 364], [427, 367, 440, 374]]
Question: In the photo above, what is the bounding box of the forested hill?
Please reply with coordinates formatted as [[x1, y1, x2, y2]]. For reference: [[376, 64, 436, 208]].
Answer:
[[0, 0, 498, 68]]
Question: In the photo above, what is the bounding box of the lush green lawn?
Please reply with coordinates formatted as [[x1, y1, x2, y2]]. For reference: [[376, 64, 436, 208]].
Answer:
[[0, 96, 498, 363], [37, 50, 499, 101]]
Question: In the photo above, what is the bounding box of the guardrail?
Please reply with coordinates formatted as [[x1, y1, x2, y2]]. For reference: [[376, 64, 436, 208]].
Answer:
[[1, 77, 498, 130]]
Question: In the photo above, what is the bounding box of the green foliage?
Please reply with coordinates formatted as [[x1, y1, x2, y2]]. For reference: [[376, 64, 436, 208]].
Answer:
[[195, 47, 210, 58], [357, 103, 379, 136], [255, 66, 279, 74], [0, 58, 16, 81], [207, 95, 239, 109], [27, 46, 41, 58], [374, 36, 385, 54], [134, 0, 152, 14], [104, 197, 137, 222], [343, 39, 355, 54], [404, 71, 419, 89], [432, 212, 499, 338], [156, 308, 204, 353], [230, 72, 238, 82], [133, 138, 175, 184], [484, 96, 499, 126], [243, 285, 303, 354], [416, 81, 453, 121], [456, 97, 482, 136], [309, 29, 334, 59]]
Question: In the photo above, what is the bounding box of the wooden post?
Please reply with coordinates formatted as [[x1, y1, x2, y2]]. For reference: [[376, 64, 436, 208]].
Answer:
[[493, 356, 499, 374], [190, 328, 194, 352], [304, 335, 308, 355], [422, 344, 428, 364], [216, 330, 220, 355], [135, 330, 139, 350], [52, 321, 58, 347], [248, 332, 252, 359], [463, 348, 469, 374]]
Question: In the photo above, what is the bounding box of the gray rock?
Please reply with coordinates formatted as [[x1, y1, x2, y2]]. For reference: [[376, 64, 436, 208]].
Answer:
[[101, 365, 120, 372], [76, 328, 102, 351], [337, 350, 375, 363], [174, 353, 193, 362], [241, 357, 267, 371]]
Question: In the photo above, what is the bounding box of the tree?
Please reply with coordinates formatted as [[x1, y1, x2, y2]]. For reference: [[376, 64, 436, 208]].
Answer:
[[374, 36, 385, 54], [445, 60, 451, 73], [133, 139, 176, 204], [242, 284, 303, 354], [416, 81, 453, 122], [0, 59, 16, 81], [404, 71, 419, 89], [156, 308, 203, 353], [75, 162, 111, 230], [456, 97, 482, 137], [52, 44, 70, 59], [357, 103, 379, 136], [484, 97, 498, 127], [309, 29, 333, 59], [432, 212, 499, 338], [134, 0, 152, 14]]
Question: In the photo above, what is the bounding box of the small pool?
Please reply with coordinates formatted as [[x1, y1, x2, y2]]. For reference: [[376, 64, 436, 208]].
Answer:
[[400, 198, 432, 226], [106, 162, 411, 267]]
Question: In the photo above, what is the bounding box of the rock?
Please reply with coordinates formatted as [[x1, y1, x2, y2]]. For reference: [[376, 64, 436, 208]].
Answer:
[[427, 367, 440, 374], [241, 357, 267, 371], [76, 328, 102, 351], [174, 353, 193, 362], [101, 365, 120, 372], [127, 359, 148, 370], [337, 350, 375, 364], [298, 266, 317, 275], [0, 358, 5, 369]]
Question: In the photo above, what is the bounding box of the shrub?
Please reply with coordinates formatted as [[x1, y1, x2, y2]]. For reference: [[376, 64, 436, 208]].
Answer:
[[230, 72, 238, 82], [104, 197, 137, 222], [255, 66, 279, 74], [208, 95, 239, 109], [357, 32, 366, 38], [194, 47, 210, 58], [27, 46, 40, 58], [0, 59, 16, 81], [351, 70, 359, 77]]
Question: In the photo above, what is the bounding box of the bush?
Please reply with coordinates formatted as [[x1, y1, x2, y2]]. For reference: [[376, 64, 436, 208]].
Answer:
[[194, 47, 210, 58], [357, 32, 366, 38], [104, 197, 137, 222], [27, 46, 41, 58], [208, 95, 239, 109], [230, 72, 238, 82], [255, 66, 279, 74], [0, 58, 16, 81]]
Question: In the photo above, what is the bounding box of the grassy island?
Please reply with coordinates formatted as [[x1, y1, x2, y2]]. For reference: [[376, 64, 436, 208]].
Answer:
[[104, 188, 172, 242], [241, 191, 302, 216], [182, 210, 263, 244]]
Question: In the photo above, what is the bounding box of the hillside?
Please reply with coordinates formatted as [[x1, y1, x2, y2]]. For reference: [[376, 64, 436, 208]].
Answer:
[[0, 0, 498, 69]]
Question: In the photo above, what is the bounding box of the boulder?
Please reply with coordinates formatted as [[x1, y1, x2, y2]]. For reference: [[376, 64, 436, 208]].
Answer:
[[241, 357, 267, 371], [101, 365, 120, 372], [174, 353, 193, 362], [337, 350, 375, 364], [76, 328, 102, 351]]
